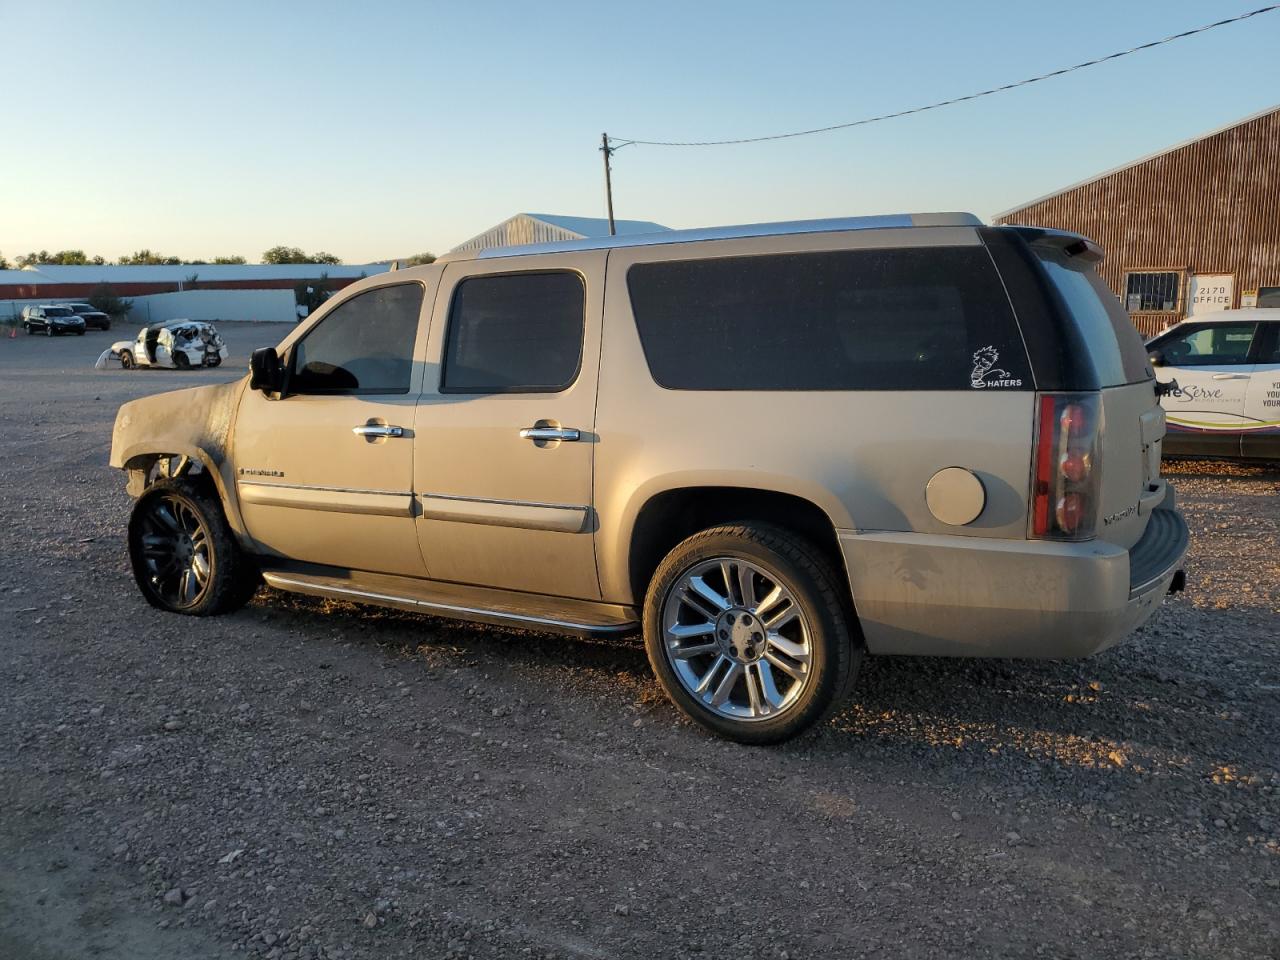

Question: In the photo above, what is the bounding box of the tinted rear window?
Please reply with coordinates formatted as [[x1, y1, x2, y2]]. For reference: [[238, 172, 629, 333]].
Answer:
[[1036, 253, 1151, 386], [626, 247, 1030, 391]]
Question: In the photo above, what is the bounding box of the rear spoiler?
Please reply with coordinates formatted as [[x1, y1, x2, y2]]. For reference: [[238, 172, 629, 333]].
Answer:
[[999, 226, 1104, 264]]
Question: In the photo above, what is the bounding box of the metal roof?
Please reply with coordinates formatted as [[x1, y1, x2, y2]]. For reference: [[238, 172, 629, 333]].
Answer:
[[522, 213, 670, 237], [441, 212, 982, 261], [0, 268, 54, 284], [995, 104, 1280, 220]]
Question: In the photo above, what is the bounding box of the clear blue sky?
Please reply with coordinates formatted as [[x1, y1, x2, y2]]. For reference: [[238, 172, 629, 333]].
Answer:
[[2, 0, 1276, 263]]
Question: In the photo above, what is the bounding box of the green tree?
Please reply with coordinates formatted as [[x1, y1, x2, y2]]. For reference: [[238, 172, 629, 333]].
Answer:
[[118, 249, 182, 265], [212, 255, 247, 264], [0, 251, 9, 270], [262, 245, 308, 264], [402, 252, 436, 266], [88, 283, 133, 319], [16, 250, 51, 267], [262, 245, 342, 265]]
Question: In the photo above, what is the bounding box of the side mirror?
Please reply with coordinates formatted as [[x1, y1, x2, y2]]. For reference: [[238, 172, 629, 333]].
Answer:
[[1147, 351, 1163, 368], [249, 347, 284, 393]]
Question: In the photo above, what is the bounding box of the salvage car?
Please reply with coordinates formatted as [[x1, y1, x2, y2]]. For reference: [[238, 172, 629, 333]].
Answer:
[[107, 321, 228, 369], [1147, 308, 1280, 459], [109, 213, 1188, 744], [61, 302, 113, 330], [21, 304, 86, 336]]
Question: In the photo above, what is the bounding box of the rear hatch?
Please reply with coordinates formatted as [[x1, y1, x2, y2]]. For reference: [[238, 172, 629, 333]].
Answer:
[[1032, 246, 1163, 551]]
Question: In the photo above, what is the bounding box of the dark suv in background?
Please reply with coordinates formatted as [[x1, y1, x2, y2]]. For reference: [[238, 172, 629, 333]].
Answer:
[[63, 302, 113, 330], [21, 305, 86, 336]]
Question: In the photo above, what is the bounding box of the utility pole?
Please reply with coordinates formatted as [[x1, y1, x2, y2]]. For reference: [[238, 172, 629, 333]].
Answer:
[[600, 132, 616, 236]]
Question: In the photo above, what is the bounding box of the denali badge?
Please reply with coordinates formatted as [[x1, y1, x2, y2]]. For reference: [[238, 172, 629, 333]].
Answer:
[[239, 467, 285, 477], [1103, 504, 1137, 526], [970, 346, 1023, 389]]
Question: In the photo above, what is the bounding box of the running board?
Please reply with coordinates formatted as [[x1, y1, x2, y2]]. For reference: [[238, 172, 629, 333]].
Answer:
[[258, 562, 639, 638]]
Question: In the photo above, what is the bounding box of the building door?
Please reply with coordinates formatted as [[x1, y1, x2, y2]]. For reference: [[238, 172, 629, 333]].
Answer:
[[413, 254, 605, 600]]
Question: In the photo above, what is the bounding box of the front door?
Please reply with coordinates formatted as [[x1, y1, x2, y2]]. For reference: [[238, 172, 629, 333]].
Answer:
[[233, 280, 432, 577], [1155, 320, 1257, 454], [413, 254, 605, 599]]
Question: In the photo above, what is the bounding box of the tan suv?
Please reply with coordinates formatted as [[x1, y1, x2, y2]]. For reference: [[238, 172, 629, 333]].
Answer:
[[110, 213, 1188, 743]]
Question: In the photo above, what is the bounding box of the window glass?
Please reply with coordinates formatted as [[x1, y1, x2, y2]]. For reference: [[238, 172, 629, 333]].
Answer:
[[1159, 323, 1256, 366], [1125, 272, 1180, 312], [1038, 254, 1151, 386], [290, 283, 423, 394], [626, 247, 1029, 391], [1258, 286, 1280, 308], [442, 272, 584, 393], [1257, 325, 1280, 363]]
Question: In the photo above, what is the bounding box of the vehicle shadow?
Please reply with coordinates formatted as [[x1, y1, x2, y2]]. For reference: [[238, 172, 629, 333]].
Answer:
[[249, 588, 1274, 788]]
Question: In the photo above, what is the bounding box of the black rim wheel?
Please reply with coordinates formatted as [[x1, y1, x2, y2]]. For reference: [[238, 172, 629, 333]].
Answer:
[[135, 493, 213, 609]]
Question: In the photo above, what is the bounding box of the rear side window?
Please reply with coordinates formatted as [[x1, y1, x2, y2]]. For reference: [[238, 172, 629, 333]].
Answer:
[[626, 247, 1029, 391], [290, 283, 423, 394], [1037, 253, 1152, 386], [441, 271, 584, 393]]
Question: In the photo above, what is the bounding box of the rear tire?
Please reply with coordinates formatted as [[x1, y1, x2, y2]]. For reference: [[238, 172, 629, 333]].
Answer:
[[128, 478, 260, 616], [643, 522, 862, 744]]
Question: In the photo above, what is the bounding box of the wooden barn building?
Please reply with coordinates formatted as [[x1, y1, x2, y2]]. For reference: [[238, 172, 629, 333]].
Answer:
[[995, 105, 1280, 338]]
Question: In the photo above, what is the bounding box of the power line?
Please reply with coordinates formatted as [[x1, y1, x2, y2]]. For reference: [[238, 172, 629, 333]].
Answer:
[[609, 5, 1279, 148]]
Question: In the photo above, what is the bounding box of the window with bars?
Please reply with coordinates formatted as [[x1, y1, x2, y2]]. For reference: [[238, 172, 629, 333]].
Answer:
[[1124, 272, 1181, 313]]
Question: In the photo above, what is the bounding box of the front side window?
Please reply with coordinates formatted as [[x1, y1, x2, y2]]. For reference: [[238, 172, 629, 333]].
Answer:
[[1125, 272, 1181, 313], [1158, 322, 1256, 366], [626, 247, 1029, 391], [290, 283, 423, 394], [441, 271, 585, 393]]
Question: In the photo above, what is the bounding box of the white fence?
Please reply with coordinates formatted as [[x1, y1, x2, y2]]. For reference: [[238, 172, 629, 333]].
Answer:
[[2, 289, 297, 325], [126, 290, 296, 325]]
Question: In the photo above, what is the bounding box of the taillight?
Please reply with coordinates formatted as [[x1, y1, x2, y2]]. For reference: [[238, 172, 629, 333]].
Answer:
[[1030, 393, 1102, 540]]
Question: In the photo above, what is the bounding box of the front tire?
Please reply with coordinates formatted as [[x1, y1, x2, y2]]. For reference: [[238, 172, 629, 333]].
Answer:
[[45, 325, 53, 337], [120, 350, 134, 369], [127, 478, 260, 616], [643, 522, 862, 744], [174, 352, 191, 370]]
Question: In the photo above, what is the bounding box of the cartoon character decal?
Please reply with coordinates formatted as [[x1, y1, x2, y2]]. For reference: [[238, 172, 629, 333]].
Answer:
[[970, 346, 1022, 389]]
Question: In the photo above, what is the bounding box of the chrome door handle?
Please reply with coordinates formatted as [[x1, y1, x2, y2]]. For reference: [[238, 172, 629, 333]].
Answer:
[[519, 426, 580, 442], [352, 424, 404, 438], [1211, 373, 1250, 380]]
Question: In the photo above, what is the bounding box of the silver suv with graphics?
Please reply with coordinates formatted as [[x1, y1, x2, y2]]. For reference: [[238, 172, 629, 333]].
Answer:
[[109, 214, 1188, 743]]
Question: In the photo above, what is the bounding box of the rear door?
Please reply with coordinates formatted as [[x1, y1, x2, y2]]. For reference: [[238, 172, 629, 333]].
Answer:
[[1152, 320, 1258, 455], [1242, 323, 1280, 456], [413, 253, 604, 600]]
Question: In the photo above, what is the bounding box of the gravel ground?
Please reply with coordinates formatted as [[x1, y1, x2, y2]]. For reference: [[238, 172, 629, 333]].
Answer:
[[1, 325, 1278, 959]]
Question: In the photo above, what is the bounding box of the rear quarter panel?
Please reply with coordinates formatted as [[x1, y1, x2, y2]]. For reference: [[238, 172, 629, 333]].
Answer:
[[594, 228, 1036, 605]]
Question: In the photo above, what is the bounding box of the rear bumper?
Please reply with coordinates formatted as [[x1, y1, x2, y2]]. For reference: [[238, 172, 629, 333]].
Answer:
[[839, 498, 1188, 659]]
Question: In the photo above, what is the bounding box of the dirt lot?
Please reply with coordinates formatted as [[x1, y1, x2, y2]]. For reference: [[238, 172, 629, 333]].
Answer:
[[1, 324, 1277, 960]]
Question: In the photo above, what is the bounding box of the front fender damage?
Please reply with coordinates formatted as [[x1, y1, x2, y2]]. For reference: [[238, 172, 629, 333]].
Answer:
[[110, 379, 249, 536]]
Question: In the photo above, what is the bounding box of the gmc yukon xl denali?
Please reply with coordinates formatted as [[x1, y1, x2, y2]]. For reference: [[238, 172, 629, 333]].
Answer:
[[109, 213, 1189, 743]]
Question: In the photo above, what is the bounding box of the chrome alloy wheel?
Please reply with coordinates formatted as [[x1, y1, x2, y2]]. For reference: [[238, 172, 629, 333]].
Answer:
[[661, 558, 813, 722], [136, 494, 212, 609]]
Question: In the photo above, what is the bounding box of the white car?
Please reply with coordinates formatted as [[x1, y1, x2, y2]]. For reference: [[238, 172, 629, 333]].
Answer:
[[106, 321, 228, 370], [1147, 308, 1280, 458]]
